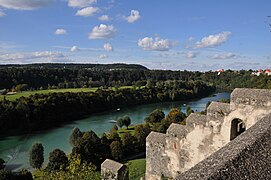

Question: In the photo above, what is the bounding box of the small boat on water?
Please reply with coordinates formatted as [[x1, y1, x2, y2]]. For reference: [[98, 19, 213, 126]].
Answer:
[[109, 120, 117, 123], [117, 108, 120, 111]]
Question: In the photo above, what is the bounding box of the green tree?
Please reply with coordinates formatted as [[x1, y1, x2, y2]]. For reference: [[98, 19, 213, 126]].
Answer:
[[47, 149, 68, 171], [69, 127, 83, 147], [123, 115, 131, 129], [112, 124, 118, 131], [166, 108, 186, 123], [144, 109, 165, 124], [134, 124, 151, 146], [29, 143, 44, 169], [116, 117, 125, 128], [186, 106, 194, 116], [0, 158, 4, 170], [0, 169, 12, 180], [18, 169, 33, 180], [108, 129, 121, 142], [110, 141, 123, 160], [122, 133, 134, 149], [45, 155, 100, 180]]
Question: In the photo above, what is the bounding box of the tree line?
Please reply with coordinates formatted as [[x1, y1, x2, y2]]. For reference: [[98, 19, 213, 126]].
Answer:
[[0, 64, 270, 92], [0, 80, 215, 136]]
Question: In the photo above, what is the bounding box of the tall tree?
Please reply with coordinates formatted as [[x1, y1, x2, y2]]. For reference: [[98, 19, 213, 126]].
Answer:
[[116, 117, 125, 128], [69, 127, 83, 147], [110, 141, 123, 160], [123, 115, 131, 129], [0, 158, 5, 170], [47, 149, 68, 171], [29, 143, 44, 169], [144, 109, 165, 124]]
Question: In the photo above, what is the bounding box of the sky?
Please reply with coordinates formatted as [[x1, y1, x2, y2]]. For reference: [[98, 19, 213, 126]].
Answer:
[[0, 0, 271, 71]]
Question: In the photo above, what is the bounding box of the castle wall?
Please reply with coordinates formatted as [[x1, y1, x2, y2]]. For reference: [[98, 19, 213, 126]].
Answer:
[[145, 88, 271, 180], [178, 114, 271, 180]]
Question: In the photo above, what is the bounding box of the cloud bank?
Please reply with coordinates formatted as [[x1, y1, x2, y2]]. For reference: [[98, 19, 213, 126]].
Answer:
[[195, 31, 232, 48], [75, 6, 99, 17], [88, 24, 116, 39], [68, 0, 97, 8], [138, 37, 177, 51], [0, 0, 52, 10]]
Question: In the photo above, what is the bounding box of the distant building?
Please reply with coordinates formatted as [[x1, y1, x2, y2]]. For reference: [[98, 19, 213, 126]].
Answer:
[[265, 69, 271, 76], [215, 69, 224, 75], [251, 68, 271, 76]]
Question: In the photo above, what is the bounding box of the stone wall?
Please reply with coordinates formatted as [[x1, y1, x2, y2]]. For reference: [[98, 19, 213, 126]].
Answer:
[[101, 159, 128, 180], [145, 88, 271, 179], [178, 114, 271, 180]]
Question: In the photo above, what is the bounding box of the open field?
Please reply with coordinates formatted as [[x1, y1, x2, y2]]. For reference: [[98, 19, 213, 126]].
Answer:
[[0, 86, 138, 101], [126, 158, 146, 180], [117, 126, 136, 136]]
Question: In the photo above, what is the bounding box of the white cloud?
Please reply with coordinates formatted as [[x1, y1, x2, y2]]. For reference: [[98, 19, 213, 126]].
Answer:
[[210, 52, 238, 59], [138, 37, 177, 51], [0, 51, 66, 63], [99, 15, 110, 21], [195, 32, 232, 48], [70, 46, 79, 52], [0, 11, 5, 17], [0, 0, 52, 10], [88, 24, 116, 39], [185, 51, 199, 59], [68, 0, 97, 8], [125, 10, 141, 23], [103, 43, 113, 51], [75, 6, 99, 17], [99, 54, 108, 59], [54, 29, 67, 35]]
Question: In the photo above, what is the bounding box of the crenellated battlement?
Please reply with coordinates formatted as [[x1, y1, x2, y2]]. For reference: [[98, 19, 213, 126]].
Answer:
[[145, 88, 271, 180]]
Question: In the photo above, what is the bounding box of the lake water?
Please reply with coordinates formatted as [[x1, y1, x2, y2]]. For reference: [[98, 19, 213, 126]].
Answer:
[[0, 92, 230, 170]]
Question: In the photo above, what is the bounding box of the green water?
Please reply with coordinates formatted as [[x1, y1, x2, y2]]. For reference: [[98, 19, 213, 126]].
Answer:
[[0, 92, 230, 170]]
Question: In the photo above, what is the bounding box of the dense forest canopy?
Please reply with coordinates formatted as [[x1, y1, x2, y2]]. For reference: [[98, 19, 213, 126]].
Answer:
[[0, 80, 215, 135], [1, 63, 271, 135], [0, 63, 269, 92]]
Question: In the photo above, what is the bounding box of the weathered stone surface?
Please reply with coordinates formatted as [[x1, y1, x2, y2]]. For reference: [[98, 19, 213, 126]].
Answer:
[[101, 159, 128, 180], [145, 88, 271, 180], [146, 131, 166, 145], [186, 113, 207, 129], [231, 88, 271, 107], [167, 123, 187, 139], [178, 114, 271, 180], [146, 132, 169, 180], [207, 101, 230, 117]]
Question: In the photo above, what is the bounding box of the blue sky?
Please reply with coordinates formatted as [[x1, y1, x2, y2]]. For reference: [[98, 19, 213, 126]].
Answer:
[[0, 0, 271, 71]]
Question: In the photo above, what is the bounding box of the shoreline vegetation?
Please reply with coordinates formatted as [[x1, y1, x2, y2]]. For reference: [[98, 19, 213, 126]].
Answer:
[[0, 80, 215, 137]]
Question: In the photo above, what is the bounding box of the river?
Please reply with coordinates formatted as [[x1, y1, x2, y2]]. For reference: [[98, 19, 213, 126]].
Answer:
[[0, 92, 230, 170]]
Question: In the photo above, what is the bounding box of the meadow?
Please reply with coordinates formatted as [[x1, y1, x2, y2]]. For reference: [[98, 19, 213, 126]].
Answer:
[[0, 86, 136, 101]]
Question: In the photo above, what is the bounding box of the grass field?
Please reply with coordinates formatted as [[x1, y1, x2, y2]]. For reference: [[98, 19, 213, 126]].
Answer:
[[0, 86, 137, 101], [126, 158, 146, 180], [117, 126, 136, 136]]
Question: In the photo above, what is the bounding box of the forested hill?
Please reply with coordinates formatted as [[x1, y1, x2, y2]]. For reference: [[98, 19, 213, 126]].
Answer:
[[0, 63, 148, 71], [0, 66, 270, 91]]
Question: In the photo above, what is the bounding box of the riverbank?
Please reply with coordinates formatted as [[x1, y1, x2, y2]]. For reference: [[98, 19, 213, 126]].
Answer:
[[0, 92, 230, 171], [0, 81, 215, 138]]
